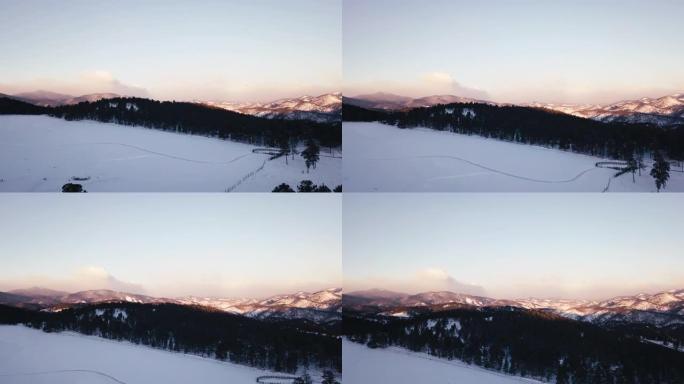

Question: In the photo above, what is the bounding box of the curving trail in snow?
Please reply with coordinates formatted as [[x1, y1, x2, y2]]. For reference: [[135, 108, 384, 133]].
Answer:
[[79, 142, 255, 165], [0, 116, 341, 191], [369, 154, 600, 184], [0, 325, 289, 384], [344, 122, 684, 192], [0, 369, 127, 384]]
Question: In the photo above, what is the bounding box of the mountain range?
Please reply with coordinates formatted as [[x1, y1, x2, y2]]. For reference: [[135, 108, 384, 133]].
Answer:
[[343, 92, 492, 110], [345, 91, 684, 126], [201, 92, 341, 123], [529, 93, 684, 126], [1, 90, 342, 123], [2, 90, 120, 107], [0, 287, 341, 323], [344, 288, 684, 327]]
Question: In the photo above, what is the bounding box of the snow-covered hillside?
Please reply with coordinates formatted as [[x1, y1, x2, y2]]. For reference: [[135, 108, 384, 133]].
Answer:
[[0, 115, 340, 192], [0, 325, 285, 384], [530, 93, 684, 126], [343, 338, 542, 384], [203, 93, 341, 123], [177, 288, 342, 322], [343, 122, 684, 192], [345, 288, 684, 328]]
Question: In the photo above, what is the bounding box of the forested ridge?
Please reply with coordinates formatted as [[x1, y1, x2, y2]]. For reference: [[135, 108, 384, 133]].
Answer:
[[0, 96, 341, 149], [0, 303, 341, 374], [344, 307, 684, 384], [343, 102, 684, 162]]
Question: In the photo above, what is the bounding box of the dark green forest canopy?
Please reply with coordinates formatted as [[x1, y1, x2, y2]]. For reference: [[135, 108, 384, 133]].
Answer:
[[343, 307, 684, 384], [344, 308, 684, 384]]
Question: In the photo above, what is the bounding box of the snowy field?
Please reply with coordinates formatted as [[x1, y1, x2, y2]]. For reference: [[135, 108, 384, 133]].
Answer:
[[0, 115, 341, 192], [343, 339, 543, 384], [344, 122, 684, 192], [0, 325, 296, 384]]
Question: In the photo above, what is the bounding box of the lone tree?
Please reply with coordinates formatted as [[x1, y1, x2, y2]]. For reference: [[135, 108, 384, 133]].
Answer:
[[272, 183, 294, 192], [650, 151, 670, 192], [628, 156, 637, 183], [301, 138, 320, 172]]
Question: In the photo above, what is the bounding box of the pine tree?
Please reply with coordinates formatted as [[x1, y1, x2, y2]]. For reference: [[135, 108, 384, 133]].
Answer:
[[301, 139, 320, 172], [650, 151, 671, 192], [297, 180, 315, 192], [272, 183, 294, 192]]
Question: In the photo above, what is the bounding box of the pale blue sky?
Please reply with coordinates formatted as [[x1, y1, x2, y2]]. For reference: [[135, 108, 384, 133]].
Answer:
[[0, 194, 341, 298], [344, 194, 684, 300], [0, 0, 341, 102], [343, 0, 684, 104]]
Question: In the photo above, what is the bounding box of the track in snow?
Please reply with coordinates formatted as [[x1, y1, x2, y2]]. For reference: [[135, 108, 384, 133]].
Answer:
[[368, 154, 600, 184], [76, 142, 255, 165], [0, 369, 127, 384]]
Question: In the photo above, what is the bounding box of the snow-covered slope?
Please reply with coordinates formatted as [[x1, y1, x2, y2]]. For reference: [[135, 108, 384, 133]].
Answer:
[[202, 93, 341, 123], [530, 93, 684, 126], [59, 290, 166, 305], [177, 288, 341, 322], [345, 288, 684, 327], [0, 115, 340, 192], [343, 122, 684, 192], [343, 338, 542, 384], [0, 325, 286, 384]]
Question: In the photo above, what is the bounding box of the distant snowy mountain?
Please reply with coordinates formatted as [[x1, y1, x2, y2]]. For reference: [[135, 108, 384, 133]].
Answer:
[[59, 289, 167, 305], [344, 92, 493, 110], [345, 288, 684, 327], [529, 93, 684, 126], [202, 93, 341, 123], [348, 91, 684, 126], [178, 288, 341, 322], [11, 90, 75, 107], [63, 93, 120, 105], [0, 287, 341, 323], [8, 90, 120, 107]]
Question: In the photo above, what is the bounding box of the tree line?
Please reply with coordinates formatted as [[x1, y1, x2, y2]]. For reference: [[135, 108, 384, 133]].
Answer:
[[344, 308, 684, 384], [343, 102, 684, 165], [0, 303, 341, 375], [0, 96, 341, 150]]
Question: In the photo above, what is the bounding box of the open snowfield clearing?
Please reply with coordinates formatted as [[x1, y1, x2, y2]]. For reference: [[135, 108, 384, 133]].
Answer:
[[343, 339, 543, 384], [0, 325, 286, 384], [344, 122, 684, 192], [0, 115, 340, 192]]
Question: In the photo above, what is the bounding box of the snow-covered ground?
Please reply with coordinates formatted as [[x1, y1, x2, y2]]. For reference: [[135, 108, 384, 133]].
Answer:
[[343, 122, 684, 192], [343, 339, 543, 384], [0, 325, 287, 384], [0, 115, 341, 192]]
